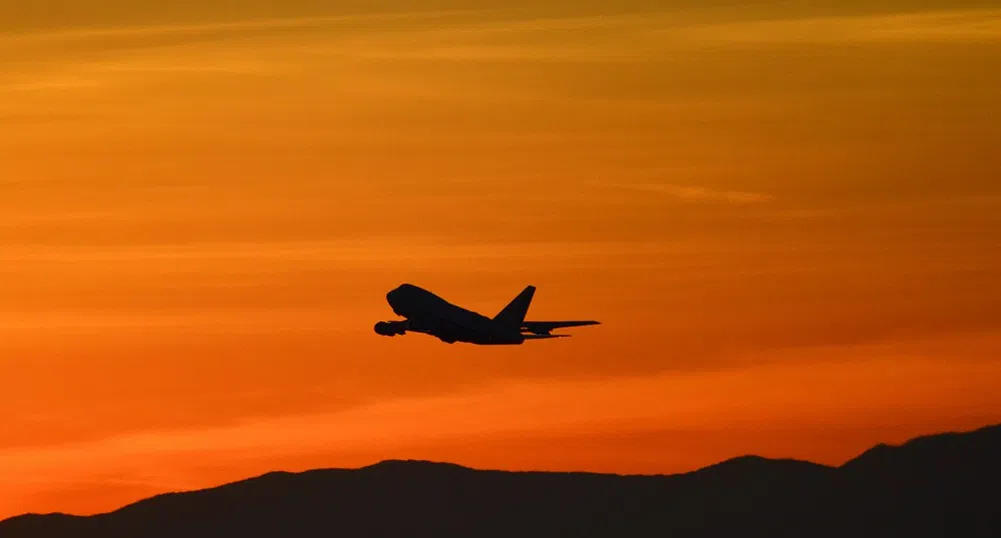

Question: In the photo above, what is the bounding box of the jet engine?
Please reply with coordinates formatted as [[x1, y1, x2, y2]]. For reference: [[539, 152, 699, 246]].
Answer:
[[374, 321, 407, 336]]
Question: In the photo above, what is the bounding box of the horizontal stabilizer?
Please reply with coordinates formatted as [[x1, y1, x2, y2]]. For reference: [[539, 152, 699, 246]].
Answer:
[[522, 334, 571, 340], [522, 320, 600, 335]]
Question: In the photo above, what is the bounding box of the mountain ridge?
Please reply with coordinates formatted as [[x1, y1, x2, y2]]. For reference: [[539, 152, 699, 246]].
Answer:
[[3, 422, 999, 537]]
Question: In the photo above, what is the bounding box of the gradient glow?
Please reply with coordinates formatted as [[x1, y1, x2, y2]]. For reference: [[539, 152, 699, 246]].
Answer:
[[1, 0, 1000, 517]]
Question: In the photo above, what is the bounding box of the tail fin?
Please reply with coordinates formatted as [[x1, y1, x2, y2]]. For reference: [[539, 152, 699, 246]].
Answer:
[[493, 285, 535, 328]]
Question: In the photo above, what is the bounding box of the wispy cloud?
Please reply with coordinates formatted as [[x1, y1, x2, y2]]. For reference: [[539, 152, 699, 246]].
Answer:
[[593, 181, 773, 204], [642, 184, 773, 204], [4, 6, 999, 93], [671, 8, 1001, 45], [0, 78, 101, 92], [285, 7, 1001, 63], [0, 9, 492, 45], [2, 7, 999, 68]]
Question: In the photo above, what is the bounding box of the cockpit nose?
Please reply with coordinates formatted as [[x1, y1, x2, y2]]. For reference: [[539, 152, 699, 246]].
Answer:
[[386, 284, 412, 312], [386, 286, 403, 305]]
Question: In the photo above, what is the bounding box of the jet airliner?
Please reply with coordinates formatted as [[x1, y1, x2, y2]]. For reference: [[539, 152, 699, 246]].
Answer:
[[374, 284, 599, 345]]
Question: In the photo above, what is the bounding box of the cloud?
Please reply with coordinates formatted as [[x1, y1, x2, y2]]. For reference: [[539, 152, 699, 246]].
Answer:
[[671, 8, 1001, 45], [0, 76, 102, 92], [4, 6, 999, 99], [0, 238, 676, 263], [644, 184, 773, 204], [0, 308, 350, 332], [595, 181, 773, 204], [292, 7, 1001, 63], [0, 9, 489, 45], [3, 7, 1000, 69]]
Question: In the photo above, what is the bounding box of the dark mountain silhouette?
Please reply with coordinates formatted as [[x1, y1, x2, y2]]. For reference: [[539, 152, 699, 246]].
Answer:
[[2, 423, 999, 537]]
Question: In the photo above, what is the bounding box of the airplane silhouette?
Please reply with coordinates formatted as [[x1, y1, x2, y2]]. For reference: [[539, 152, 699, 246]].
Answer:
[[374, 284, 599, 345]]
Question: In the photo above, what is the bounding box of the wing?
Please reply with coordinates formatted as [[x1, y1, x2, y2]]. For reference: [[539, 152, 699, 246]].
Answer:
[[522, 320, 600, 335]]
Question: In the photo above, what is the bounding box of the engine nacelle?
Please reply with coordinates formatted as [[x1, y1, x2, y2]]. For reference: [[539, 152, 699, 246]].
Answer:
[[374, 321, 407, 336]]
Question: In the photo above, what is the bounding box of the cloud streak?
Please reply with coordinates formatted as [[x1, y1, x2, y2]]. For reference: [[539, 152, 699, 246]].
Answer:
[[589, 181, 773, 204], [670, 8, 1001, 45], [6, 7, 1000, 68], [0, 9, 491, 44], [631, 184, 773, 204], [4, 6, 998, 102]]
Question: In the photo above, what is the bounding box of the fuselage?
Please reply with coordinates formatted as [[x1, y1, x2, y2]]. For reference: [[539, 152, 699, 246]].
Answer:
[[384, 284, 525, 345]]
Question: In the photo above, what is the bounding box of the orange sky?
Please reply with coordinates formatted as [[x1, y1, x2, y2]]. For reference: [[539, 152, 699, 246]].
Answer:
[[1, 0, 1000, 518]]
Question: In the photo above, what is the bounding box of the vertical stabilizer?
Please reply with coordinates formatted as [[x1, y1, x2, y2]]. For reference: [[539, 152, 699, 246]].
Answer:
[[493, 286, 535, 328]]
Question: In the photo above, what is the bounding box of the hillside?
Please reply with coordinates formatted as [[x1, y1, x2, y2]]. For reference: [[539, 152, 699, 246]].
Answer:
[[2, 424, 999, 537]]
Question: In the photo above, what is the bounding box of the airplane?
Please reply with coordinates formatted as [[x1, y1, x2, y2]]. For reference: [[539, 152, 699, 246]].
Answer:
[[374, 283, 600, 345]]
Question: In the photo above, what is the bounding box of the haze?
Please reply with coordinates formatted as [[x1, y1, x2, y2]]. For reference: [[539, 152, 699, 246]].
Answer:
[[1, 0, 1000, 517]]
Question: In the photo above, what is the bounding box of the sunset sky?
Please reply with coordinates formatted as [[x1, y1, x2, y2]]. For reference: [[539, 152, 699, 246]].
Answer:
[[2, 0, 1000, 518]]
